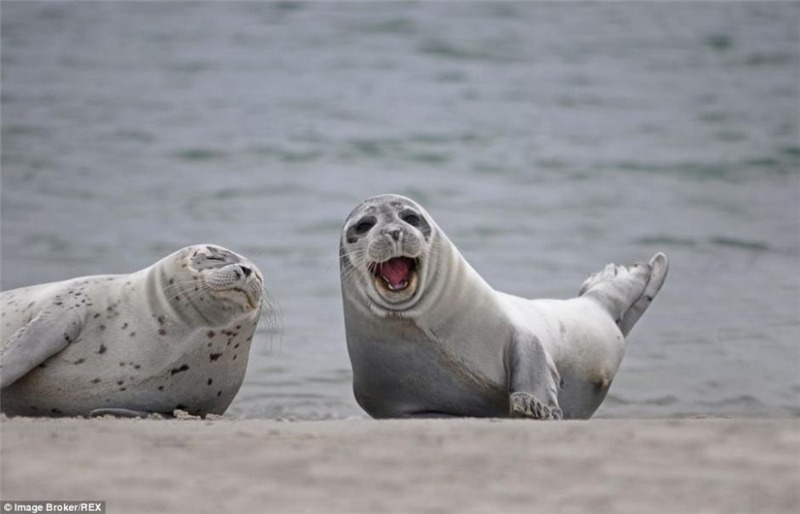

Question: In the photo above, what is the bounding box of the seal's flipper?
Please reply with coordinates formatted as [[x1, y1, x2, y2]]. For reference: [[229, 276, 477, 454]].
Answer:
[[1, 309, 84, 388], [579, 252, 669, 337], [508, 332, 562, 420], [618, 253, 668, 336]]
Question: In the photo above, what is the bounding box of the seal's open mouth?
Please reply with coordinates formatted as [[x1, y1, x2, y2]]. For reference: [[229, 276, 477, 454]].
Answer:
[[370, 257, 418, 293]]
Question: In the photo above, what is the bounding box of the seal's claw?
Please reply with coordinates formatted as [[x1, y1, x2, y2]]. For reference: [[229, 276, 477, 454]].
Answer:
[[510, 392, 562, 420]]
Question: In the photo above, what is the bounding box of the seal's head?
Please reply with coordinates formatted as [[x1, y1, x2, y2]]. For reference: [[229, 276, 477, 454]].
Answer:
[[340, 194, 435, 311], [166, 245, 264, 322]]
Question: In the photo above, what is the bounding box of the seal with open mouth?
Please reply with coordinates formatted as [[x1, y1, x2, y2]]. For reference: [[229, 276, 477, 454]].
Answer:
[[340, 194, 668, 419], [1, 244, 266, 418]]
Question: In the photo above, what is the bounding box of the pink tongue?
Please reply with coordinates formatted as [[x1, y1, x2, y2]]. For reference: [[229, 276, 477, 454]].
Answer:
[[379, 257, 412, 288]]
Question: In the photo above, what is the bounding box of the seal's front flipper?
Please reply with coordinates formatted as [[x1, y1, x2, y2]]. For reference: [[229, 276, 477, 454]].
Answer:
[[1, 309, 84, 388], [508, 332, 562, 420], [89, 408, 168, 419]]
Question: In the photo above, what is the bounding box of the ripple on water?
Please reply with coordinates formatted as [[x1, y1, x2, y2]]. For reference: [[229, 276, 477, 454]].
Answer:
[[633, 235, 698, 247], [709, 237, 770, 252], [174, 148, 228, 162]]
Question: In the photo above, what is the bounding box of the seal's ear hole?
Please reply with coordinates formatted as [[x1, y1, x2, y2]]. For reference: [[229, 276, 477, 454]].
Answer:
[[354, 217, 377, 234]]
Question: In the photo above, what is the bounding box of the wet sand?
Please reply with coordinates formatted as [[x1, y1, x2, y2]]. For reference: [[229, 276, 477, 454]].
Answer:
[[1, 418, 798, 514]]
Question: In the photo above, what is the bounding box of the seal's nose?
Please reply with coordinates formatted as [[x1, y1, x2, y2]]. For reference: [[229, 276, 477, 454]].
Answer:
[[390, 230, 401, 241], [240, 266, 252, 277]]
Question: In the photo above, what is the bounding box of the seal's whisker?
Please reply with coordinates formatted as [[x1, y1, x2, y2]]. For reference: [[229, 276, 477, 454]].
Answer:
[[256, 283, 284, 355]]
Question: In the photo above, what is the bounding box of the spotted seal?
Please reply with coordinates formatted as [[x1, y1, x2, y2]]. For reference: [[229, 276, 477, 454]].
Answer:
[[1, 244, 266, 417], [339, 194, 668, 419]]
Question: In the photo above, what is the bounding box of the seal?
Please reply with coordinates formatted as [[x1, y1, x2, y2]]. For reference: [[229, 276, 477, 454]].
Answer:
[[1, 244, 266, 418], [340, 194, 668, 420]]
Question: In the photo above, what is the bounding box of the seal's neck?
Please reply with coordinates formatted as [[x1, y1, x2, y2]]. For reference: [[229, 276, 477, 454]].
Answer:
[[412, 232, 499, 332]]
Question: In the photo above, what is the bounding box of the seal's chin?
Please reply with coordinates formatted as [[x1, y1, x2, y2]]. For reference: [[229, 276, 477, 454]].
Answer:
[[211, 288, 260, 311], [369, 257, 420, 302]]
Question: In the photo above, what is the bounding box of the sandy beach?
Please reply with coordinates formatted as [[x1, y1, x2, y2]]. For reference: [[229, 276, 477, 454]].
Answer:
[[1, 417, 798, 514]]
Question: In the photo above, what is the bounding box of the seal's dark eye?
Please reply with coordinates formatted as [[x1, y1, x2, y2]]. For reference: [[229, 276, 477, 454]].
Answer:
[[354, 218, 375, 234], [402, 213, 421, 227]]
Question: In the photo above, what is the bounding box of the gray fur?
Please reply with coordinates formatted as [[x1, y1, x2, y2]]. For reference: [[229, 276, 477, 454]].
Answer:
[[340, 194, 669, 420], [0, 244, 265, 417]]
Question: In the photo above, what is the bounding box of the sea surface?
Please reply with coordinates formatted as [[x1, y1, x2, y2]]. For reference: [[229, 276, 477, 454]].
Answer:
[[2, 2, 798, 419]]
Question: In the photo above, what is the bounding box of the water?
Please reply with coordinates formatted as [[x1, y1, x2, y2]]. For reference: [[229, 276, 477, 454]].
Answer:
[[2, 2, 798, 419]]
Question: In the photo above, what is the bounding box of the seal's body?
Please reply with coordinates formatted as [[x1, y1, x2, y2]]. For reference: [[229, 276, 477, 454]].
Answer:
[[340, 195, 668, 420], [1, 245, 265, 417]]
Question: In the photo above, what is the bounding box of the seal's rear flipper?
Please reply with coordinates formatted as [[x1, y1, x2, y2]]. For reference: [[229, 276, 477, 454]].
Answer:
[[579, 252, 669, 337], [1, 309, 84, 388], [508, 332, 562, 420]]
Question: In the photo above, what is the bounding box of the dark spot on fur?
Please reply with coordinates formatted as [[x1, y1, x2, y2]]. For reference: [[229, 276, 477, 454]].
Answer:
[[100, 325, 106, 331], [134, 364, 141, 369], [233, 354, 237, 360], [217, 390, 222, 397], [236, 325, 242, 330], [121, 322, 128, 329], [234, 343, 239, 349], [38, 363, 47, 368], [157, 316, 165, 325], [119, 362, 126, 367], [170, 364, 190, 375], [120, 387, 127, 391], [207, 330, 215, 338], [159, 328, 167, 336], [117, 380, 124, 385], [91, 378, 101, 384], [55, 302, 63, 306], [158, 385, 164, 391], [98, 344, 107, 354], [209, 353, 222, 362], [93, 313, 101, 319], [129, 332, 136, 337], [74, 359, 85, 365], [207, 378, 213, 385], [175, 296, 180, 301], [169, 278, 174, 285]]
